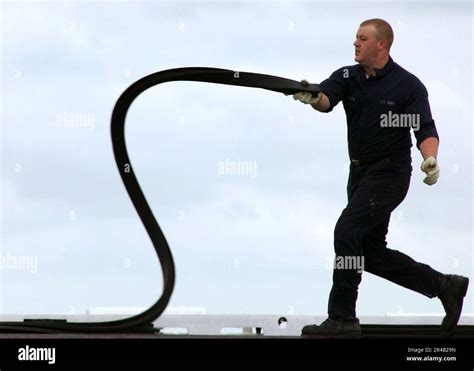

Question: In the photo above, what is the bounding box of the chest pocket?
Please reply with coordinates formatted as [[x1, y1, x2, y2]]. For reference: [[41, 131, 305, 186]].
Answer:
[[343, 80, 365, 113], [343, 93, 362, 120]]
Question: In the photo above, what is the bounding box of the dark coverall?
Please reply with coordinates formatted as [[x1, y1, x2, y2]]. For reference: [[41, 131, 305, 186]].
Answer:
[[318, 56, 444, 319]]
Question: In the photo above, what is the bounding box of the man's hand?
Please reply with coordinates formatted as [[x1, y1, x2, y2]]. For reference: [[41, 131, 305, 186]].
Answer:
[[421, 156, 440, 186], [293, 79, 322, 105]]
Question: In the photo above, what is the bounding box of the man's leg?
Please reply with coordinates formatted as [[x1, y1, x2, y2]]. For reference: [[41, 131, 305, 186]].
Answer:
[[327, 158, 411, 320], [302, 159, 404, 336], [363, 216, 444, 298], [364, 216, 469, 335]]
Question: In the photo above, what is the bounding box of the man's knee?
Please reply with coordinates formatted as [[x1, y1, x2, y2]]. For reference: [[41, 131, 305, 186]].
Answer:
[[334, 219, 363, 255]]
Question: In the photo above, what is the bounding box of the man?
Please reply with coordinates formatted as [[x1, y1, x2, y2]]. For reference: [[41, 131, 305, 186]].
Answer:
[[293, 18, 469, 337]]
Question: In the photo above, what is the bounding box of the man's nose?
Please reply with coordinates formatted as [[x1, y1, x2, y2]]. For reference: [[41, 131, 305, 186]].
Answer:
[[354, 40, 359, 47]]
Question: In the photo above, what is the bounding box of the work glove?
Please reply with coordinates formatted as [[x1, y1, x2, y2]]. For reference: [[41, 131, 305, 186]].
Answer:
[[293, 79, 322, 105], [421, 156, 440, 186]]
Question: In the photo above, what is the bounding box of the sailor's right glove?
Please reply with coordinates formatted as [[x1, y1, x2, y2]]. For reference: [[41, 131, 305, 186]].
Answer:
[[293, 79, 322, 105]]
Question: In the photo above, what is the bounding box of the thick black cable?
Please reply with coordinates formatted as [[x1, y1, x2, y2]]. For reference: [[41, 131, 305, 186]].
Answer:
[[0, 67, 320, 333]]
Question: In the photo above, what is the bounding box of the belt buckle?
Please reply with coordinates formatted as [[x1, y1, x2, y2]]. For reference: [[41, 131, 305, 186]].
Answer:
[[351, 159, 360, 166]]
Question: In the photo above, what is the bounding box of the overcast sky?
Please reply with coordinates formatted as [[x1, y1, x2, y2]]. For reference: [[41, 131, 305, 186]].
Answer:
[[0, 0, 472, 320]]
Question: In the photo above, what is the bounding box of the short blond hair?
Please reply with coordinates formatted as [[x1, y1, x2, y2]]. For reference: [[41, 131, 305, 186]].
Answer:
[[360, 18, 394, 51]]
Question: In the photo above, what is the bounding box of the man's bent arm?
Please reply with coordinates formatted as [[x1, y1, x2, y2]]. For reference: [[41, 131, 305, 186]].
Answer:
[[419, 137, 439, 160]]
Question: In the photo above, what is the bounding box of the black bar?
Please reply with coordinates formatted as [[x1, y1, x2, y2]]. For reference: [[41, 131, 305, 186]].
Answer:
[[0, 337, 473, 368]]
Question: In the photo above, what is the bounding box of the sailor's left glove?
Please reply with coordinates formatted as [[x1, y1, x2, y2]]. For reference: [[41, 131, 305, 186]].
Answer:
[[421, 156, 440, 186]]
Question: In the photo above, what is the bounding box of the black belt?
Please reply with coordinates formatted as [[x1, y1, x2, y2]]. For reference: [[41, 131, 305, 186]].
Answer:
[[351, 152, 411, 166], [0, 67, 321, 333]]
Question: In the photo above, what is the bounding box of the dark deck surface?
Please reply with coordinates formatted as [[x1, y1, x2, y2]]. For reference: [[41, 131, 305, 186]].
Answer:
[[0, 324, 473, 338]]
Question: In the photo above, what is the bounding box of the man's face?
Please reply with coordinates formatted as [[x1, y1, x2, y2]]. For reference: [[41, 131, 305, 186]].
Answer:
[[353, 25, 382, 65]]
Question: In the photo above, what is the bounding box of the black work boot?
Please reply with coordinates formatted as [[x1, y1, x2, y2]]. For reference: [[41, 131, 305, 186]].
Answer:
[[438, 274, 469, 336], [301, 318, 361, 337]]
